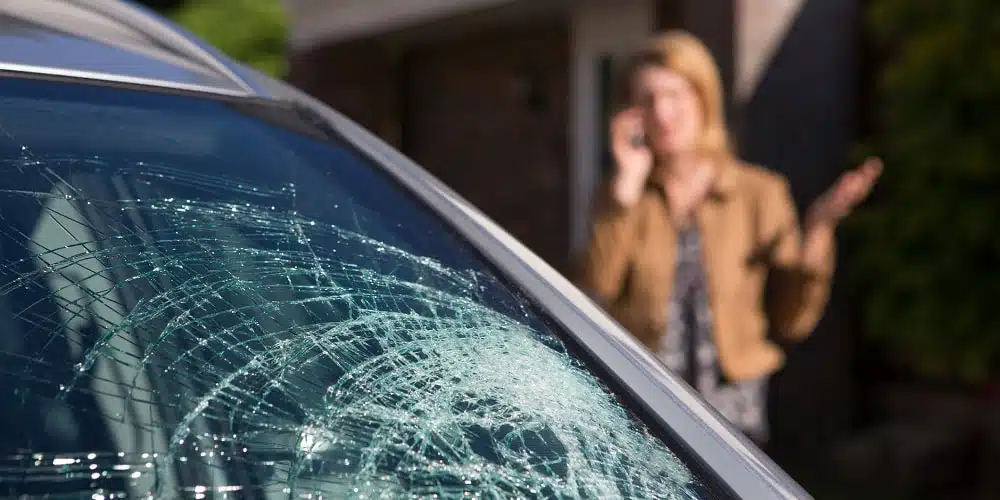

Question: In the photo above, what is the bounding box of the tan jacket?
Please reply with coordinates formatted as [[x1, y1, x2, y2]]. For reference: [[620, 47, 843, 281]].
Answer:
[[579, 159, 834, 382]]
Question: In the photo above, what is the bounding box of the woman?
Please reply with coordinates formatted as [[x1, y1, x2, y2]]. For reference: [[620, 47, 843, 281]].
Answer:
[[580, 31, 881, 445]]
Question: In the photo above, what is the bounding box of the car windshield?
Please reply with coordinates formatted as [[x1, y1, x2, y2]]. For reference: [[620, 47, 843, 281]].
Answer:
[[0, 77, 724, 499]]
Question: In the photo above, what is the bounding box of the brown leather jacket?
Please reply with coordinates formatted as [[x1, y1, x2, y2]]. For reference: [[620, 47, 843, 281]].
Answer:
[[579, 159, 834, 382]]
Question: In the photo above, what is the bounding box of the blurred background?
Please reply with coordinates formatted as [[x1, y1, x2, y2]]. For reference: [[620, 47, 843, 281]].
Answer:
[[142, 0, 1000, 498]]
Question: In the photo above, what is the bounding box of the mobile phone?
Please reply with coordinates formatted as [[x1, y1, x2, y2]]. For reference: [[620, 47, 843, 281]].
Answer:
[[629, 132, 647, 149]]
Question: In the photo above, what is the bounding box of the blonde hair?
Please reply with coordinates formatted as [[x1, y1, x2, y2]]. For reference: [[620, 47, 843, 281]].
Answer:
[[618, 30, 732, 157]]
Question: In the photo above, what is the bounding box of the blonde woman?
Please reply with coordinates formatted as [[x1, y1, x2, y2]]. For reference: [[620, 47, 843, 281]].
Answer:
[[580, 31, 881, 445]]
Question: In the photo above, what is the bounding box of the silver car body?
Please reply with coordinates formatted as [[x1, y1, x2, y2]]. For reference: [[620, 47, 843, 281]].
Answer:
[[0, 1, 811, 498]]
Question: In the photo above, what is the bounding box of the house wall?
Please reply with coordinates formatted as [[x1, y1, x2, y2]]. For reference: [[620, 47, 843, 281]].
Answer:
[[399, 18, 573, 273], [287, 2, 578, 274], [287, 39, 402, 148], [283, 0, 516, 50]]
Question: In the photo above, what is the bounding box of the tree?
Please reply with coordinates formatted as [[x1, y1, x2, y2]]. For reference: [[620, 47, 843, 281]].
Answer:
[[138, 0, 288, 78], [847, 0, 1000, 383]]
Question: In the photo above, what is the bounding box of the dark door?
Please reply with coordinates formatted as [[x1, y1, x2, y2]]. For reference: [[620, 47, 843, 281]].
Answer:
[[402, 19, 571, 274]]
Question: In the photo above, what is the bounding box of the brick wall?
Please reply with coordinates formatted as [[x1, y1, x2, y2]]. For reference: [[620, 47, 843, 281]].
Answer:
[[287, 18, 572, 274], [402, 19, 572, 273], [287, 39, 403, 148]]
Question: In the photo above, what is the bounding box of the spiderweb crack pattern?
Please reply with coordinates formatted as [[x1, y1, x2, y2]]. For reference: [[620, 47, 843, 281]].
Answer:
[[2, 155, 702, 499]]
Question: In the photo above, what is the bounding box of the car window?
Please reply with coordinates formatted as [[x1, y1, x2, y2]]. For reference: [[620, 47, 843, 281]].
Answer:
[[0, 77, 727, 499]]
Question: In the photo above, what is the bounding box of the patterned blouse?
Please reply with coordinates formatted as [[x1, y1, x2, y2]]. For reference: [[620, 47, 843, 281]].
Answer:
[[656, 226, 769, 444]]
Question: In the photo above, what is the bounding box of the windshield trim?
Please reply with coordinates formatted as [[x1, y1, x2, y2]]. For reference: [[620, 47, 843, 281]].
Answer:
[[0, 62, 251, 98]]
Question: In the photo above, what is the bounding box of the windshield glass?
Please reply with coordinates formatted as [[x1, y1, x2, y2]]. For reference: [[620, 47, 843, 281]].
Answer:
[[0, 77, 722, 499]]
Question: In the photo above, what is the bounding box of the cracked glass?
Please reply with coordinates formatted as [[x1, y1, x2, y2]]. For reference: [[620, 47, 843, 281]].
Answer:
[[0, 77, 725, 499]]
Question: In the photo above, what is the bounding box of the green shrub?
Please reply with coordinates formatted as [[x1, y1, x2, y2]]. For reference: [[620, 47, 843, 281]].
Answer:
[[170, 0, 288, 78], [846, 0, 1000, 382]]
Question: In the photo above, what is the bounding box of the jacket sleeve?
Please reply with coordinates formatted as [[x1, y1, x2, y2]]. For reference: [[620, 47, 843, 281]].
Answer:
[[762, 176, 836, 341], [577, 181, 639, 307]]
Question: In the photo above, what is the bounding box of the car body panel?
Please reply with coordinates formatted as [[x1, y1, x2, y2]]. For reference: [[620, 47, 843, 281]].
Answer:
[[0, 0, 255, 96]]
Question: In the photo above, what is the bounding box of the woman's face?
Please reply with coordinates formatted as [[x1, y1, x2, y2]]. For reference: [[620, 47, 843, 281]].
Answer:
[[631, 65, 704, 156]]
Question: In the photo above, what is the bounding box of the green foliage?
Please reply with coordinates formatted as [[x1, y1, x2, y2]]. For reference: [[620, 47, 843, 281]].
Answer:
[[846, 0, 1000, 382], [169, 0, 288, 78]]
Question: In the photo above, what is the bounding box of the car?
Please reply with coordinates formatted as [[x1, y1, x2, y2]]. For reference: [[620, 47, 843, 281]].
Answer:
[[0, 1, 811, 499]]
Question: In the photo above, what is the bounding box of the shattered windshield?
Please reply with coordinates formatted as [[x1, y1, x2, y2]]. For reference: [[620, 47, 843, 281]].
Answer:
[[0, 77, 723, 499]]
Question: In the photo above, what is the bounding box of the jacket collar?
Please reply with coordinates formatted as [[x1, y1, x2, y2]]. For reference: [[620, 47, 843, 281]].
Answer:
[[648, 155, 738, 201]]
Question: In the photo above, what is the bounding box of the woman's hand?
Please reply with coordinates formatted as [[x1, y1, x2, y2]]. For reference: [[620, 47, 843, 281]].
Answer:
[[806, 156, 883, 229], [609, 107, 654, 207]]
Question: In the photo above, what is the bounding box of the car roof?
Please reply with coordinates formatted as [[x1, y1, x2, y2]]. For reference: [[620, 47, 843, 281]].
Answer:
[[0, 0, 265, 97]]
